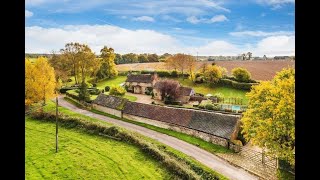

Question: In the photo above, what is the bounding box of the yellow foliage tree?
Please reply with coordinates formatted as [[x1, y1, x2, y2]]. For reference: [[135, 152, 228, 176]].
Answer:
[[25, 57, 57, 106], [241, 68, 295, 165]]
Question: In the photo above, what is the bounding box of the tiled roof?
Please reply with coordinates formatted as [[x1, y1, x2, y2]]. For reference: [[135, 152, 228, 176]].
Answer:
[[123, 102, 193, 127], [123, 101, 239, 139], [126, 74, 154, 83], [178, 86, 194, 96], [188, 111, 239, 139], [93, 94, 127, 110]]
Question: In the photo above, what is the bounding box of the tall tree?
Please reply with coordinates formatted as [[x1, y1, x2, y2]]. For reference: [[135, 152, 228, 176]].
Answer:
[[25, 57, 57, 107], [185, 55, 196, 82], [138, 54, 148, 63], [60, 42, 81, 84], [147, 53, 159, 62], [99, 46, 118, 79], [166, 53, 194, 80], [49, 51, 69, 83], [232, 67, 251, 82], [247, 52, 252, 60], [76, 44, 96, 83], [241, 68, 295, 165]]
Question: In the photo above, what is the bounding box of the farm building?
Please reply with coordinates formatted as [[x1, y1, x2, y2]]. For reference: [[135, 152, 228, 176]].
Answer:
[[125, 73, 158, 94], [92, 94, 127, 118]]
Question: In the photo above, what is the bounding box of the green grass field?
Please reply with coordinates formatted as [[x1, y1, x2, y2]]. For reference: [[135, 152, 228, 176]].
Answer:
[[26, 117, 173, 179], [174, 78, 249, 104], [96, 76, 127, 89]]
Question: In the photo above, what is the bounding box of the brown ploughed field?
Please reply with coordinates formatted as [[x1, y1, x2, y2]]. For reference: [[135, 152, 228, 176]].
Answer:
[[116, 60, 295, 81]]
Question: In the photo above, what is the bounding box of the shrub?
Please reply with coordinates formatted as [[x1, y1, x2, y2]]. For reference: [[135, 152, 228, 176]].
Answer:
[[205, 103, 214, 110], [88, 88, 101, 95], [67, 78, 72, 82], [105, 86, 110, 92], [232, 67, 251, 82], [92, 83, 97, 87], [102, 89, 105, 93], [118, 71, 128, 76], [109, 86, 126, 96], [157, 70, 171, 77], [219, 79, 258, 90], [171, 70, 178, 77]]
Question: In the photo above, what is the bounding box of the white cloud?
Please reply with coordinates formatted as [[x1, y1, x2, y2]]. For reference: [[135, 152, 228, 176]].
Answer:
[[25, 10, 33, 18], [186, 16, 202, 24], [209, 15, 228, 23], [25, 24, 295, 56], [187, 15, 228, 24], [132, 16, 155, 22], [26, 0, 45, 6], [253, 35, 295, 56], [256, 0, 295, 9], [229, 30, 295, 37], [162, 15, 181, 22]]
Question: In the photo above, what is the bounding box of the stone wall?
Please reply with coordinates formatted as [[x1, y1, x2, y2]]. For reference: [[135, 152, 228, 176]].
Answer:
[[92, 104, 122, 118], [123, 113, 229, 147]]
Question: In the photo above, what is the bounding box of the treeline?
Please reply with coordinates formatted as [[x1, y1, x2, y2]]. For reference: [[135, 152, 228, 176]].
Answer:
[[25, 53, 53, 58], [114, 53, 172, 64]]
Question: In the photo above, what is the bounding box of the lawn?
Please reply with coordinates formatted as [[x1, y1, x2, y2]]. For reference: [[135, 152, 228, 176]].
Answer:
[[173, 78, 249, 104], [25, 117, 173, 179], [96, 76, 127, 89]]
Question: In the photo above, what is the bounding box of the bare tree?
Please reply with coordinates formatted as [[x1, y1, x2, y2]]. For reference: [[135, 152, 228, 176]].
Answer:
[[246, 52, 252, 60], [166, 53, 195, 80]]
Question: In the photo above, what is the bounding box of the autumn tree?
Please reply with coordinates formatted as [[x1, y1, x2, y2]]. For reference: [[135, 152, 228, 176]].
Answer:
[[154, 79, 180, 101], [203, 65, 223, 84], [60, 42, 81, 84], [25, 57, 57, 107], [77, 44, 97, 83], [232, 67, 251, 82], [166, 53, 195, 80], [241, 68, 295, 165], [97, 46, 118, 79], [147, 53, 159, 62], [49, 51, 70, 83], [185, 55, 196, 82]]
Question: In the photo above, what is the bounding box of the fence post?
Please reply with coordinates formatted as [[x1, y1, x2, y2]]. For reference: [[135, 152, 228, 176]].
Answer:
[[262, 149, 265, 164]]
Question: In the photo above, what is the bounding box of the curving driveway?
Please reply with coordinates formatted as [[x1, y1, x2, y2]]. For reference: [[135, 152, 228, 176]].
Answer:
[[58, 96, 258, 180]]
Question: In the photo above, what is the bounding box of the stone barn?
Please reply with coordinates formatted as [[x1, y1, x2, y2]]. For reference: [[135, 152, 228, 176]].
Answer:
[[125, 74, 158, 94]]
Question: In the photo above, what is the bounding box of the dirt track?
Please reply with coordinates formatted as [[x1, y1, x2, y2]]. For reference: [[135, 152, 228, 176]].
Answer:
[[58, 96, 258, 180]]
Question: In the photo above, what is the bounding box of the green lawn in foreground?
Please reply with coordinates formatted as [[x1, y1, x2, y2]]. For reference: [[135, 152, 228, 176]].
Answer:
[[25, 117, 173, 179], [173, 78, 249, 104]]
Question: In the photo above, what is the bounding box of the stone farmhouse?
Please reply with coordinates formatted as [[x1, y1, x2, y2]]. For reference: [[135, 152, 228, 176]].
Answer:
[[124, 74, 158, 94], [125, 73, 195, 104], [92, 94, 241, 150]]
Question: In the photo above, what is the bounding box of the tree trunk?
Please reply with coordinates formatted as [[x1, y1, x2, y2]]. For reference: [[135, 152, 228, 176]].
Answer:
[[74, 64, 78, 84]]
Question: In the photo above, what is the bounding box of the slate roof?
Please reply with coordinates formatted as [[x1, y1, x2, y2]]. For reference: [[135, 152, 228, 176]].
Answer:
[[126, 74, 154, 83], [93, 94, 128, 110], [188, 111, 239, 139], [123, 102, 193, 127], [123, 101, 239, 139]]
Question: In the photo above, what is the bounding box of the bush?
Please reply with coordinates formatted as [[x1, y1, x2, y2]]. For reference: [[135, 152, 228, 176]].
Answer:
[[205, 103, 214, 110], [67, 78, 72, 82], [105, 86, 110, 92], [157, 71, 171, 77], [232, 67, 251, 82], [60, 87, 77, 93], [118, 71, 128, 76], [109, 86, 126, 96], [101, 89, 105, 93], [92, 83, 97, 87], [219, 79, 258, 90], [88, 88, 101, 95], [171, 70, 178, 77]]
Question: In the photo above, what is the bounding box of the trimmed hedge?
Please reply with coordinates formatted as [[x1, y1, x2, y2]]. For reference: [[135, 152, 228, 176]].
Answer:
[[105, 86, 110, 92], [66, 90, 93, 103], [219, 78, 258, 90], [60, 87, 77, 93]]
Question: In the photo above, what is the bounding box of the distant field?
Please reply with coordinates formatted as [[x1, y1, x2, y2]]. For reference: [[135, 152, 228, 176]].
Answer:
[[26, 117, 172, 179], [116, 60, 295, 81]]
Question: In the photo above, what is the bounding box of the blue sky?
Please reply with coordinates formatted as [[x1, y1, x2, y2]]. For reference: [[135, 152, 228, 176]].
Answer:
[[25, 0, 295, 56]]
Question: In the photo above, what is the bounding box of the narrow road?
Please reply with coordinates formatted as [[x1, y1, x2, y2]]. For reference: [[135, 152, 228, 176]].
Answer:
[[58, 96, 258, 180]]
